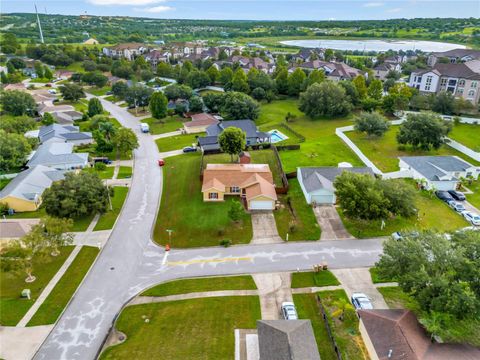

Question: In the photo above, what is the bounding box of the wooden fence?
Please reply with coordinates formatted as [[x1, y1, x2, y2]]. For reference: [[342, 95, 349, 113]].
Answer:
[[316, 295, 343, 360]]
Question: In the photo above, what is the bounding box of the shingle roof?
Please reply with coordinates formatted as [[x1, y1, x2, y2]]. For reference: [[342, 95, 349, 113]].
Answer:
[[186, 113, 219, 128], [433, 63, 480, 80], [399, 156, 475, 181], [0, 165, 64, 202], [431, 49, 480, 59], [27, 143, 89, 168], [206, 120, 260, 138], [257, 320, 320, 360], [38, 124, 91, 143], [299, 167, 374, 193]]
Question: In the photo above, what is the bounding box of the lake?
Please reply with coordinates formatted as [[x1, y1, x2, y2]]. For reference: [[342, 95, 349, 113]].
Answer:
[[280, 39, 466, 52]]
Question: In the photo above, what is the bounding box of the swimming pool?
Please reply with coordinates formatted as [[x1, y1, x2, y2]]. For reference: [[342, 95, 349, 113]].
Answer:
[[268, 129, 289, 143]]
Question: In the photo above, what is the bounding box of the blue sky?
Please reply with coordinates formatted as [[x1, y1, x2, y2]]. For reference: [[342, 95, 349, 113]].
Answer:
[[3, 0, 479, 20]]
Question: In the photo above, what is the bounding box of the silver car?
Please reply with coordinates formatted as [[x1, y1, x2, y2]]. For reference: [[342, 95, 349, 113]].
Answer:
[[448, 200, 465, 213], [462, 211, 480, 226], [351, 293, 373, 310], [281, 302, 298, 320]]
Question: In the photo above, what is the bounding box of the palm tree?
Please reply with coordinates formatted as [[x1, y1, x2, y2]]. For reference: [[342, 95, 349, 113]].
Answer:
[[99, 121, 117, 141]]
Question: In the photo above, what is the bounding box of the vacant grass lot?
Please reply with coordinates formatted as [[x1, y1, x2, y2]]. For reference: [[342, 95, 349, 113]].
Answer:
[[378, 286, 480, 347], [155, 133, 201, 152], [27, 246, 99, 326], [257, 100, 363, 173], [0, 247, 74, 326], [154, 154, 252, 247], [274, 179, 320, 241], [100, 296, 261, 360], [291, 271, 340, 288], [143, 116, 184, 135], [319, 290, 369, 360], [369, 267, 397, 284], [293, 294, 338, 360], [449, 123, 480, 151], [339, 181, 468, 238], [94, 186, 129, 231], [142, 275, 257, 296], [347, 126, 480, 172], [82, 166, 115, 179], [465, 180, 480, 208], [117, 166, 132, 179]]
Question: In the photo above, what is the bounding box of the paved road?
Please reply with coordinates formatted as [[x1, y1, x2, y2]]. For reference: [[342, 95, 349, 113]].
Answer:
[[34, 98, 384, 360]]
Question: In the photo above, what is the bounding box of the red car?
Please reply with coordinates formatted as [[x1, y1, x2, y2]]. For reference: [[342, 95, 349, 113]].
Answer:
[[158, 159, 165, 167]]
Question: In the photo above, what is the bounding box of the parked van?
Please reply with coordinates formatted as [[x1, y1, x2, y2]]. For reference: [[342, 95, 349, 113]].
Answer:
[[140, 123, 150, 133]]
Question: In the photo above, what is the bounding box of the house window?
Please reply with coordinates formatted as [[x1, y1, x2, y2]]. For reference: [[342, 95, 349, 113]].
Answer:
[[425, 85, 431, 91], [471, 81, 478, 88], [208, 192, 218, 199], [440, 78, 447, 86], [230, 186, 240, 193], [458, 79, 465, 87], [426, 76, 432, 84], [468, 89, 475, 98], [457, 88, 464, 94]]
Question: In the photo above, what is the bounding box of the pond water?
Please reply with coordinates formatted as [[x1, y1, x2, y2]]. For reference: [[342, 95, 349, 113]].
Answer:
[[280, 39, 466, 52]]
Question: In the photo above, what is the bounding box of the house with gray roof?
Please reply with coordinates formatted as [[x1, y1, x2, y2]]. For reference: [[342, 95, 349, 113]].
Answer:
[[38, 124, 93, 145], [197, 120, 271, 153], [298, 165, 374, 204], [257, 320, 321, 360], [0, 165, 64, 212], [27, 143, 89, 170], [398, 156, 478, 191]]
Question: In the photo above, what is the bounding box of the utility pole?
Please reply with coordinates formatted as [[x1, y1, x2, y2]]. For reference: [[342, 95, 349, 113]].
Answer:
[[35, 4, 45, 44]]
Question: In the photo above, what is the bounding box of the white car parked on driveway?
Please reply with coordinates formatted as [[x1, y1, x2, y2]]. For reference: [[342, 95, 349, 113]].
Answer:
[[351, 293, 373, 310], [448, 200, 465, 212], [281, 302, 298, 320], [461, 211, 480, 226]]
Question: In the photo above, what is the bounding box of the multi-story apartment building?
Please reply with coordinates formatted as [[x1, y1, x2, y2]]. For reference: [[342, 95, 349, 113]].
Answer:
[[102, 43, 148, 60], [408, 61, 480, 104], [427, 49, 480, 67]]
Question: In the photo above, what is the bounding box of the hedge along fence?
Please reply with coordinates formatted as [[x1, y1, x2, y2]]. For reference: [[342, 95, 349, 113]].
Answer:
[[316, 294, 343, 360], [272, 145, 289, 194]]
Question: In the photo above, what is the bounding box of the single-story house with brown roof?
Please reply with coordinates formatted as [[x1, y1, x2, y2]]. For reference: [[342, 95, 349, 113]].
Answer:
[[201, 163, 277, 210], [358, 309, 480, 360], [183, 113, 219, 134]]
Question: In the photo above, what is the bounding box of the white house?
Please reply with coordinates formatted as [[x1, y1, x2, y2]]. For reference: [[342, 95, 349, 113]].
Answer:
[[398, 156, 479, 191], [297, 166, 374, 205]]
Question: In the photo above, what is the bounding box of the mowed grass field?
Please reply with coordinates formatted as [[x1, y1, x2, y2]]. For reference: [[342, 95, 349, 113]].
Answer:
[[347, 126, 480, 172], [257, 100, 363, 173], [153, 153, 252, 247], [99, 296, 261, 360], [448, 122, 480, 151]]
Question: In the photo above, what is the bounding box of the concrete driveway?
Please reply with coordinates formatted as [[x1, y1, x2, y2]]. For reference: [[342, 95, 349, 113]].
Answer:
[[332, 268, 388, 309], [252, 272, 292, 320], [251, 212, 283, 244], [314, 205, 354, 240]]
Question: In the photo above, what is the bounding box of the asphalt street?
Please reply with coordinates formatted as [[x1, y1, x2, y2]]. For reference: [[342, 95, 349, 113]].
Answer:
[[33, 98, 384, 360]]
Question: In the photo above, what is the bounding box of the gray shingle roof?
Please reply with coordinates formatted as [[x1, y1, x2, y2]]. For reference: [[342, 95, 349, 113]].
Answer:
[[206, 120, 263, 139], [299, 167, 374, 193], [27, 143, 89, 169], [38, 124, 91, 143], [399, 156, 475, 181], [0, 165, 64, 202], [257, 320, 321, 360]]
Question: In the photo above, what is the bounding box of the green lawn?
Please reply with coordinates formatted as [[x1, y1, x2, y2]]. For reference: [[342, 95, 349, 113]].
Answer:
[[318, 290, 369, 360], [103, 95, 117, 102], [369, 267, 397, 284], [0, 177, 12, 190], [293, 294, 338, 360], [378, 286, 480, 347], [154, 154, 252, 247], [117, 166, 132, 179], [347, 126, 480, 172], [94, 186, 129, 231], [291, 271, 340, 288], [6, 208, 94, 232], [0, 247, 74, 326], [465, 180, 480, 209], [259, 123, 305, 146], [27, 246, 99, 326], [449, 123, 480, 151], [155, 133, 201, 152], [57, 99, 88, 113], [82, 166, 115, 179], [339, 180, 468, 238], [85, 86, 111, 96], [143, 116, 184, 135], [100, 296, 261, 360], [142, 275, 257, 296], [274, 178, 320, 241], [257, 100, 363, 173]]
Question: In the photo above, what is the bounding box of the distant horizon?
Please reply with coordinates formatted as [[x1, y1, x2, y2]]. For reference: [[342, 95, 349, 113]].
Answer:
[[1, 0, 478, 21]]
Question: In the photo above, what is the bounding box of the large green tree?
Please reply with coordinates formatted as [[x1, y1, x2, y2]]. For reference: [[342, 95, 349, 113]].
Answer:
[[287, 68, 306, 96], [88, 97, 104, 117], [0, 130, 32, 172], [163, 84, 193, 100], [275, 67, 289, 95], [112, 128, 139, 157], [231, 68, 250, 93], [59, 83, 86, 102], [397, 112, 451, 150], [352, 75, 368, 99], [149, 92, 168, 119], [220, 92, 259, 120], [299, 82, 353, 118], [0, 90, 36, 116], [354, 112, 389, 137], [218, 127, 246, 162], [367, 79, 383, 100], [0, 115, 36, 134], [42, 172, 111, 219]]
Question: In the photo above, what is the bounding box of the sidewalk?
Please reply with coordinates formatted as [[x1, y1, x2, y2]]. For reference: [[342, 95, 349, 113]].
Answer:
[[0, 325, 54, 360], [130, 289, 259, 305], [152, 130, 182, 140]]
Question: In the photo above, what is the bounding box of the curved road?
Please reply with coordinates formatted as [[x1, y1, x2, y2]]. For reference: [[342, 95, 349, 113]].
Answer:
[[34, 98, 384, 360]]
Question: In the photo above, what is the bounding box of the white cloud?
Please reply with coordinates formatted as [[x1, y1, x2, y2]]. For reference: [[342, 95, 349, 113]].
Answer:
[[386, 7, 402, 13], [87, 0, 166, 5], [363, 2, 384, 7], [135, 5, 174, 13]]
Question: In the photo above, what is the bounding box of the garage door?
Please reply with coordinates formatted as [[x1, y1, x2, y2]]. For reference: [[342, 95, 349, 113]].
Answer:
[[249, 200, 275, 210], [311, 194, 334, 204]]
